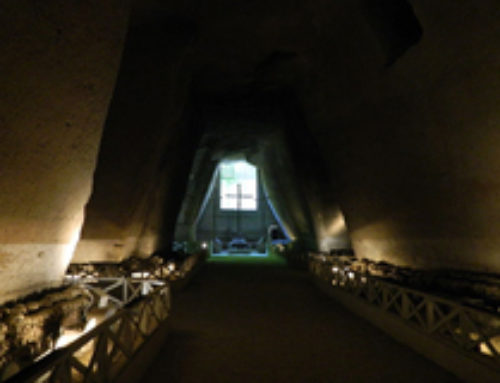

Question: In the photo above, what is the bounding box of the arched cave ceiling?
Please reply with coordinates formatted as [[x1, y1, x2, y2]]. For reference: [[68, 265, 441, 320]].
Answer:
[[0, 0, 499, 301]]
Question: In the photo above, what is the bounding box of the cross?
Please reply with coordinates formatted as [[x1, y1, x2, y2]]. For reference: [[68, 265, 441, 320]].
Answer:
[[224, 184, 254, 210]]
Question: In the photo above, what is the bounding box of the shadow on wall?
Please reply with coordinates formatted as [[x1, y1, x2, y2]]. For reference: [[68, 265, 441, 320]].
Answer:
[[362, 0, 423, 65]]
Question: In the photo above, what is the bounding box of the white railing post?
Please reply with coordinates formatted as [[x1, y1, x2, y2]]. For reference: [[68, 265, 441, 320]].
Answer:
[[308, 253, 500, 368]]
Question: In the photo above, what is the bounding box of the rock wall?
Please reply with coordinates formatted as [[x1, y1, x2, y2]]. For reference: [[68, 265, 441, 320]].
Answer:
[[73, 14, 200, 262], [0, 286, 91, 377], [0, 0, 130, 302], [2, 0, 499, 302], [302, 0, 500, 272]]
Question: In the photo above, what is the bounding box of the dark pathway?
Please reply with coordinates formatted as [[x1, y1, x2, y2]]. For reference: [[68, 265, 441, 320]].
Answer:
[[144, 260, 459, 383]]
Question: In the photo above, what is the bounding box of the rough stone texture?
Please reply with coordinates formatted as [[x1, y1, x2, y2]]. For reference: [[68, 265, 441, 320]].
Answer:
[[0, 0, 130, 302], [73, 15, 200, 262], [68, 251, 206, 285], [169, 0, 499, 273], [174, 96, 351, 252], [2, 0, 500, 300], [0, 285, 91, 375], [313, 250, 500, 312], [76, 0, 500, 274], [302, 0, 500, 272]]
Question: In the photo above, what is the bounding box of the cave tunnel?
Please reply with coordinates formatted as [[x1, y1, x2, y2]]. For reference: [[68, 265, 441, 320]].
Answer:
[[189, 158, 291, 256], [1, 0, 500, 382]]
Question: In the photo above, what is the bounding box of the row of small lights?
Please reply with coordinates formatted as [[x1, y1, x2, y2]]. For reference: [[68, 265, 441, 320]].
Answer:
[[55, 251, 204, 358], [319, 254, 499, 357], [330, 265, 367, 285], [68, 241, 208, 281], [58, 245, 210, 354]]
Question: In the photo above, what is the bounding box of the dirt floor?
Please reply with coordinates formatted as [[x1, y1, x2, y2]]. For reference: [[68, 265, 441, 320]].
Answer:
[[144, 257, 460, 383]]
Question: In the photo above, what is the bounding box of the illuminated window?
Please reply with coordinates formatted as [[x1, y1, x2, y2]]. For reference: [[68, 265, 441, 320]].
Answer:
[[219, 161, 257, 211]]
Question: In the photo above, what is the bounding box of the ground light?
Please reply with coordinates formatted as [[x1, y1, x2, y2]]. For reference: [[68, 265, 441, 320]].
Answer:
[[208, 250, 286, 265], [54, 318, 97, 349]]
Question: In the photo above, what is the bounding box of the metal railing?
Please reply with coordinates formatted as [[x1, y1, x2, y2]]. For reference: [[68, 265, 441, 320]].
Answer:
[[309, 253, 500, 369], [5, 285, 171, 383], [65, 276, 165, 308]]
